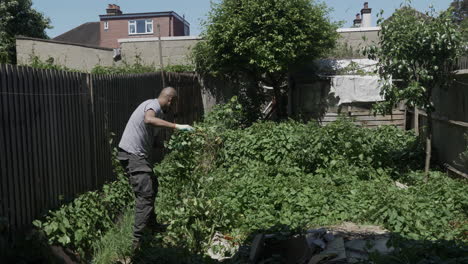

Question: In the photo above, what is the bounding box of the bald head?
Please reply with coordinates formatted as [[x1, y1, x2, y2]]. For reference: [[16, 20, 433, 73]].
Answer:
[[159, 86, 177, 98], [158, 86, 177, 112]]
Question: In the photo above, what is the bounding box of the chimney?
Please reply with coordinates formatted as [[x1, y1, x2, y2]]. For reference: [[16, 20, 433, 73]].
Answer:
[[361, 2, 372, 27], [353, 13, 362, 27], [106, 4, 122, 15]]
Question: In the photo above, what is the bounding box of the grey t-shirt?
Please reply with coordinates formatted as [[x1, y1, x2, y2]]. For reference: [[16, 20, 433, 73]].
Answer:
[[119, 99, 163, 156]]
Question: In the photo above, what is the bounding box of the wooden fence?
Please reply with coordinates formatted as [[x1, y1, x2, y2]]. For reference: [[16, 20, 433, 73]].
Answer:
[[320, 108, 406, 129], [289, 78, 406, 129], [407, 72, 468, 177], [0, 65, 203, 231], [456, 56, 468, 71]]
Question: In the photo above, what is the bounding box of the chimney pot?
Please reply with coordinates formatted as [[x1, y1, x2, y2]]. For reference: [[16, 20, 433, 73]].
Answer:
[[361, 2, 372, 27], [106, 4, 122, 15]]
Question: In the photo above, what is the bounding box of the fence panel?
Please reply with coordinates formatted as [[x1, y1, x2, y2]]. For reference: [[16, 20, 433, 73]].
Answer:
[[407, 72, 468, 177], [0, 66, 203, 231]]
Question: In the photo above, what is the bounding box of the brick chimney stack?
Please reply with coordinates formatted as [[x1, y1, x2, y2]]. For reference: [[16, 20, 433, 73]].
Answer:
[[361, 2, 372, 27], [353, 13, 362, 27], [106, 4, 123, 15]]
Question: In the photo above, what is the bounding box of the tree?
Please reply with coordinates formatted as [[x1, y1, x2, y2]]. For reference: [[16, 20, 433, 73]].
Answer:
[[193, 0, 339, 119], [450, 0, 468, 22], [366, 5, 463, 181], [449, 0, 468, 41], [0, 0, 51, 64]]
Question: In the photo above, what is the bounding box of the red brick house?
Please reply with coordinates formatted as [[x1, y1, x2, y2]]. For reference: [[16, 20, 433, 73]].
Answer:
[[100, 4, 190, 48], [54, 4, 190, 49]]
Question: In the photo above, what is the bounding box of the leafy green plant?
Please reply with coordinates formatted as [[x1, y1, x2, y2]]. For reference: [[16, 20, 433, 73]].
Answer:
[[91, 62, 157, 75], [92, 61, 194, 74], [202, 96, 247, 130], [365, 3, 464, 181], [153, 99, 467, 257], [164, 64, 195, 72], [27, 55, 78, 72], [335, 61, 376, 76], [33, 147, 133, 259]]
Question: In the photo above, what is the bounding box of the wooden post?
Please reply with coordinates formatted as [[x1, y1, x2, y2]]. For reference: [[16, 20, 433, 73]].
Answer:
[[86, 74, 98, 190], [157, 24, 166, 88], [414, 107, 419, 135]]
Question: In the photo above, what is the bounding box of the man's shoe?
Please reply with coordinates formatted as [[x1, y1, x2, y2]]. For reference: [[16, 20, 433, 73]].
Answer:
[[131, 240, 141, 252]]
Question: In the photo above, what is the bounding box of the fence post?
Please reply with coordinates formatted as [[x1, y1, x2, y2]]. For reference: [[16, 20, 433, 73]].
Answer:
[[414, 107, 419, 136], [157, 24, 166, 87], [86, 74, 98, 189]]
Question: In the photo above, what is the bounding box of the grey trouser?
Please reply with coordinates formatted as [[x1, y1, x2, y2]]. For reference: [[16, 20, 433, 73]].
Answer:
[[117, 149, 158, 241]]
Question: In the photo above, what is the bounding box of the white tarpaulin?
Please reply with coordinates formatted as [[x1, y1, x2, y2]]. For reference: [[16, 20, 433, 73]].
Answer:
[[317, 59, 378, 74], [330, 75, 386, 105]]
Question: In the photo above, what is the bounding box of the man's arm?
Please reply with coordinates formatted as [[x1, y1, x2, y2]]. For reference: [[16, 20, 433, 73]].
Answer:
[[144, 109, 194, 131], [144, 109, 176, 128]]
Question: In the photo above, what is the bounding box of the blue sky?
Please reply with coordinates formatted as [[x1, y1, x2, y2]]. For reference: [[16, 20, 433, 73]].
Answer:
[[32, 0, 454, 38]]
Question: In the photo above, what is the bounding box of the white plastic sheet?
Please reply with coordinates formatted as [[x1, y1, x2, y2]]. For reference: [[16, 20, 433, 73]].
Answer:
[[330, 75, 385, 105]]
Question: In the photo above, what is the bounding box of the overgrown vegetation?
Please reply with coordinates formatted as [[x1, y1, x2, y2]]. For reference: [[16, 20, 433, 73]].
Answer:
[[91, 63, 194, 74], [33, 147, 133, 259], [152, 98, 467, 260], [365, 4, 463, 181], [91, 55, 194, 74], [25, 55, 194, 74], [28, 56, 77, 72], [91, 63, 157, 75], [92, 207, 134, 264], [31, 98, 468, 262], [335, 61, 376, 76]]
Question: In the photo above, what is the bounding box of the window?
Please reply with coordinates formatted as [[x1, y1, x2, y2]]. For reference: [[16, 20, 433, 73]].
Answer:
[[104, 21, 109, 30], [128, 19, 153, 35]]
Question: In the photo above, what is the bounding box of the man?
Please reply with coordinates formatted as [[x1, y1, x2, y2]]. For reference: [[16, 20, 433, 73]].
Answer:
[[117, 86, 193, 247]]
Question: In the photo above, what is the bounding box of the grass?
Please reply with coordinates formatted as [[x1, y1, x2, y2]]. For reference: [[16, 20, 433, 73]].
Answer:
[[92, 207, 134, 264], [90, 206, 213, 264]]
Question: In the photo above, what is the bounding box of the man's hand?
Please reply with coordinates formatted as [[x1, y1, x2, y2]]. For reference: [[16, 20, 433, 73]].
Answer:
[[175, 124, 195, 131]]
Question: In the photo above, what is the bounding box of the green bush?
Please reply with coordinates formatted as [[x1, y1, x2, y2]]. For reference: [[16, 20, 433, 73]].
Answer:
[[155, 98, 468, 255], [91, 63, 194, 74], [27, 56, 78, 72]]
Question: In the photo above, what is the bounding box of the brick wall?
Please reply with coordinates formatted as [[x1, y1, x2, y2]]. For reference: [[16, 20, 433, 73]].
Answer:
[[337, 27, 380, 52], [173, 18, 185, 36], [119, 36, 201, 66], [100, 16, 188, 48], [16, 37, 117, 72]]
